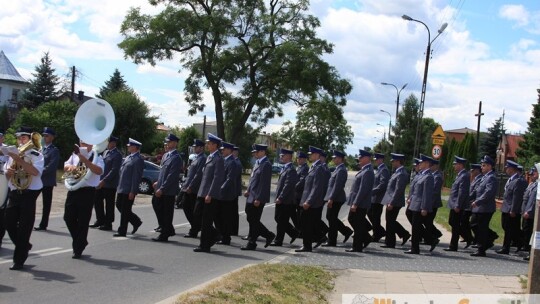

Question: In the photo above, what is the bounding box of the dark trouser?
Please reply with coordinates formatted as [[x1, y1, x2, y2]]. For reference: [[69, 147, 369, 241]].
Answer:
[[405, 208, 413, 224], [37, 185, 53, 228], [348, 207, 371, 250], [231, 197, 239, 236], [501, 212, 522, 249], [384, 206, 409, 247], [367, 203, 385, 238], [411, 211, 434, 252], [6, 189, 40, 265], [470, 212, 494, 253], [293, 199, 302, 231], [115, 193, 142, 235], [274, 203, 298, 243], [326, 201, 352, 244], [460, 210, 473, 243], [182, 192, 200, 236], [245, 202, 272, 245], [199, 197, 218, 249], [94, 187, 116, 226], [423, 208, 442, 243], [522, 217, 534, 250], [215, 199, 235, 242], [448, 209, 463, 249], [0, 207, 5, 245], [152, 194, 175, 238], [315, 206, 328, 241], [299, 207, 319, 250], [64, 187, 95, 254]]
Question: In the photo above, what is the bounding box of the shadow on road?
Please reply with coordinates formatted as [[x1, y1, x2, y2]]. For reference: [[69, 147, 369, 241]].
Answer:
[[0, 284, 16, 292], [81, 256, 155, 273], [25, 265, 79, 284]]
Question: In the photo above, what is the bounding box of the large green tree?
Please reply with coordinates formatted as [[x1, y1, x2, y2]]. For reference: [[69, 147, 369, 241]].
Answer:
[[106, 90, 159, 154], [479, 116, 505, 161], [178, 126, 200, 157], [392, 94, 439, 163], [118, 0, 352, 142], [276, 96, 353, 151], [22, 52, 63, 108], [516, 88, 540, 167], [97, 69, 131, 99], [9, 100, 78, 166]]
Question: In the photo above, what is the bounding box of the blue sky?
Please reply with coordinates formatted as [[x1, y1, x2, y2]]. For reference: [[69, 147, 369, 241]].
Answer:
[[2, 0, 540, 155]]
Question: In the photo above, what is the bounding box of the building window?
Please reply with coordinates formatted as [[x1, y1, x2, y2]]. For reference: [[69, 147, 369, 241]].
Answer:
[[12, 89, 20, 101]]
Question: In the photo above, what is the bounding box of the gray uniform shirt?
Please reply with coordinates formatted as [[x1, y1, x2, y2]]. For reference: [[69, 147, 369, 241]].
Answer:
[[382, 166, 409, 207]]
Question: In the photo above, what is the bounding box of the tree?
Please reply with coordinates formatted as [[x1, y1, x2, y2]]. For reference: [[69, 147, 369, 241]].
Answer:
[[118, 0, 352, 142], [9, 100, 78, 166], [178, 126, 200, 157], [517, 88, 540, 167], [392, 94, 439, 163], [22, 52, 63, 108], [106, 90, 160, 154], [97, 69, 131, 99], [276, 96, 353, 151], [479, 116, 505, 161]]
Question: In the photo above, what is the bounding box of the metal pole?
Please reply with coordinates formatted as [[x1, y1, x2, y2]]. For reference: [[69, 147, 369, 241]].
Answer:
[[412, 41, 431, 158], [475, 101, 484, 157]]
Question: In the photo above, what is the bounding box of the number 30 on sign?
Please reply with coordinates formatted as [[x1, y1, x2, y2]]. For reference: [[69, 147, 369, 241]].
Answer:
[[432, 145, 442, 159]]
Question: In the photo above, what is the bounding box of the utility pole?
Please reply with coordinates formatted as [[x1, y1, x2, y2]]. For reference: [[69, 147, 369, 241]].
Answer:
[[202, 115, 207, 137], [474, 101, 484, 157], [70, 66, 76, 101]]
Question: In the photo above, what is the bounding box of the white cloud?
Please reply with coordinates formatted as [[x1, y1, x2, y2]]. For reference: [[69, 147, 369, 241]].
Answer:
[[499, 4, 530, 27]]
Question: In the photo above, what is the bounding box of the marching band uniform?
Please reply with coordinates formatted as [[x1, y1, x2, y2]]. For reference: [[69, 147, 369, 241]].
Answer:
[[63, 143, 104, 258], [92, 136, 122, 231], [35, 127, 60, 231], [114, 138, 144, 237], [4, 126, 44, 270]]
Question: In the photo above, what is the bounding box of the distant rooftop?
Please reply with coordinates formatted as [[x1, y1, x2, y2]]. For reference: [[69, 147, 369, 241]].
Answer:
[[445, 127, 477, 134], [0, 51, 27, 83]]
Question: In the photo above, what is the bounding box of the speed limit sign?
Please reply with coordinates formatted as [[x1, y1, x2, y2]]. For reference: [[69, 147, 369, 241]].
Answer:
[[432, 145, 442, 159]]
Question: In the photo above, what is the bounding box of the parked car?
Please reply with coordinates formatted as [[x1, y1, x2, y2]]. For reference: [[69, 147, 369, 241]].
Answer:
[[138, 160, 161, 194]]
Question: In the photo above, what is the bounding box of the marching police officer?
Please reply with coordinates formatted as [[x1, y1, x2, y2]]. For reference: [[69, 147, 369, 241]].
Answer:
[[271, 148, 299, 246], [114, 138, 144, 237], [193, 134, 224, 252], [497, 160, 527, 254], [181, 139, 206, 238], [232, 146, 242, 236], [445, 156, 470, 251], [522, 166, 537, 254], [346, 149, 375, 253], [91, 136, 122, 231], [152, 134, 181, 242], [322, 150, 352, 247], [35, 127, 60, 231], [368, 152, 389, 242], [463, 163, 482, 247], [470, 155, 498, 257], [215, 141, 240, 245], [381, 153, 410, 248], [294, 151, 309, 232]]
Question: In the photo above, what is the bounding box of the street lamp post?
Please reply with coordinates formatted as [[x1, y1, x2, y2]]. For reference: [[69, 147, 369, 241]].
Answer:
[[380, 109, 392, 148], [376, 123, 386, 141], [381, 82, 407, 137], [402, 15, 447, 158]]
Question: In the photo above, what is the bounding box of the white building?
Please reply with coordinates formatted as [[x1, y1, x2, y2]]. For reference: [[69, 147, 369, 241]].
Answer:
[[0, 51, 29, 108]]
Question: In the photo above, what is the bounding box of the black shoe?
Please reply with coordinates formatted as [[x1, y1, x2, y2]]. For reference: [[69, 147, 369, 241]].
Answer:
[[496, 248, 510, 254], [241, 235, 250, 240], [430, 239, 440, 252], [345, 248, 362, 252], [9, 263, 23, 270], [241, 243, 257, 251], [193, 247, 210, 253], [343, 231, 353, 243], [363, 236, 374, 249], [154, 226, 162, 232], [380, 245, 395, 248], [464, 241, 472, 249], [314, 236, 328, 249], [470, 251, 486, 257], [33, 226, 47, 231], [443, 247, 457, 252], [113, 233, 126, 237], [151, 237, 169, 242], [131, 222, 142, 234], [295, 247, 312, 252], [72, 252, 82, 259], [184, 234, 197, 238], [216, 240, 230, 245], [486, 242, 495, 250], [269, 241, 282, 247], [404, 249, 419, 254], [264, 232, 276, 248], [99, 225, 113, 231], [472, 244, 479, 248], [321, 242, 337, 247], [401, 234, 411, 246], [289, 235, 298, 244], [89, 222, 101, 228]]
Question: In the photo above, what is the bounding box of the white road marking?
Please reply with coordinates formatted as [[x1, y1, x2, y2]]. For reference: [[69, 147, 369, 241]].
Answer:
[[0, 247, 72, 264]]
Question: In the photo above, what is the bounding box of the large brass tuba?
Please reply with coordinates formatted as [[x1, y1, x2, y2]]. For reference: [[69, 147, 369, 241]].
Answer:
[[64, 98, 115, 191], [11, 132, 42, 190]]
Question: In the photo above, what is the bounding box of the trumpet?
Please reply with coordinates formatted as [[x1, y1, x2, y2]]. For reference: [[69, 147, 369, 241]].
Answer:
[[10, 132, 42, 190]]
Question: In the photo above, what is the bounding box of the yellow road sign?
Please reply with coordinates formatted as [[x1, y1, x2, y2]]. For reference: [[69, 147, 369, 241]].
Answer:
[[433, 138, 445, 145], [431, 125, 446, 140]]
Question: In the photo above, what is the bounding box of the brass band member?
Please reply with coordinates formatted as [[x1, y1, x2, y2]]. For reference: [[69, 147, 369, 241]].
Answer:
[[4, 126, 44, 270], [63, 140, 104, 258]]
